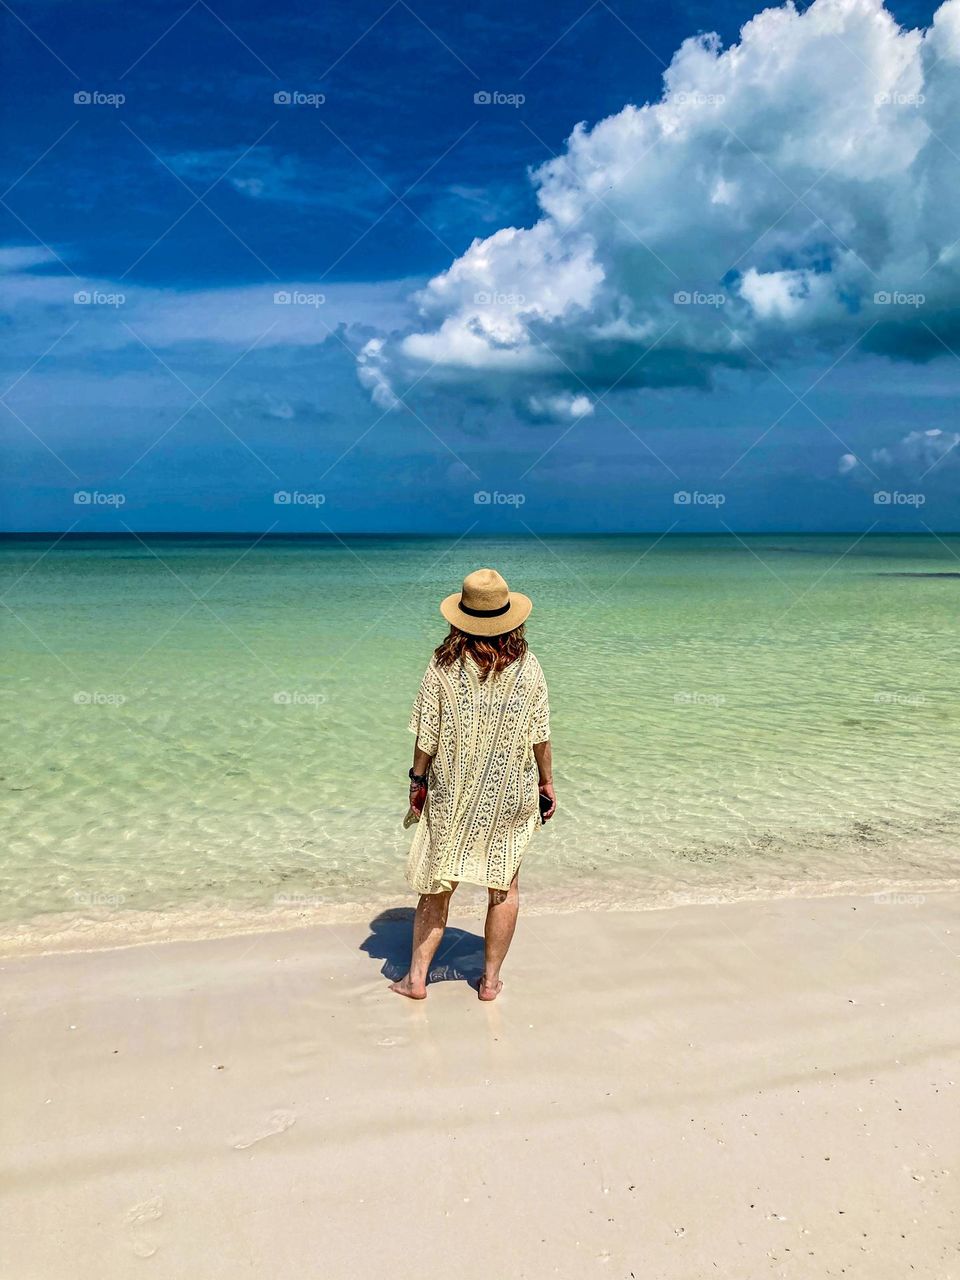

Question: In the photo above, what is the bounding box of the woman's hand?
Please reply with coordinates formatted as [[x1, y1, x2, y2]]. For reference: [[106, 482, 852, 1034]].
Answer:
[[534, 740, 555, 820], [409, 780, 427, 816]]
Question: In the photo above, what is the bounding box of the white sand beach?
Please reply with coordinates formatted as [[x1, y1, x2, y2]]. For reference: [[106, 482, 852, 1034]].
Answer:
[[3, 891, 957, 1279]]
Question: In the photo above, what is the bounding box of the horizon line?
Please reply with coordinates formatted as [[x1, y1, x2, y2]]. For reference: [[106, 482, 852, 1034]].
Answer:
[[1, 529, 957, 540]]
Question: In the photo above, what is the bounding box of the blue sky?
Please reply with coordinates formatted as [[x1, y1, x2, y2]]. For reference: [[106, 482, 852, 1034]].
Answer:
[[2, 0, 958, 532]]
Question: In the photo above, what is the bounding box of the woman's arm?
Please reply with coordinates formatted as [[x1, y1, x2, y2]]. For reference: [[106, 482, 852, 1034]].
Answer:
[[408, 745, 434, 815], [534, 739, 556, 820]]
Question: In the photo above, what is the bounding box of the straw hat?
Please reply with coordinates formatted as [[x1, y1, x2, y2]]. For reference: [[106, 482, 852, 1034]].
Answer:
[[440, 568, 532, 637]]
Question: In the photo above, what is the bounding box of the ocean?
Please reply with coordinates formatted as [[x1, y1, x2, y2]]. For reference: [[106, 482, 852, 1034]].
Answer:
[[2, 532, 958, 952]]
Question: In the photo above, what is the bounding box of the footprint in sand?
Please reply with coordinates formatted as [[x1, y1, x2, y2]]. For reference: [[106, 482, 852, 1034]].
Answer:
[[124, 1195, 163, 1258], [233, 1108, 296, 1150]]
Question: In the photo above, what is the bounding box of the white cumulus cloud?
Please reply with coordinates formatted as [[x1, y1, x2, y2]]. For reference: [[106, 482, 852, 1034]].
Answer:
[[840, 427, 960, 476], [524, 392, 595, 421], [359, 0, 960, 420]]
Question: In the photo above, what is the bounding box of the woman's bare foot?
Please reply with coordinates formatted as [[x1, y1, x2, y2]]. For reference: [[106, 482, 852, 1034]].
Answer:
[[389, 975, 427, 999], [478, 977, 503, 1001]]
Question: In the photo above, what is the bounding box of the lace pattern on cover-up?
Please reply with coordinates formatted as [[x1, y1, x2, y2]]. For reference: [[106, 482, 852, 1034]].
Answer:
[[406, 650, 550, 893]]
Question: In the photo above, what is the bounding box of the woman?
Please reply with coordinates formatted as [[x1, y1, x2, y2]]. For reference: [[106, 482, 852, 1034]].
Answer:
[[390, 568, 555, 1002]]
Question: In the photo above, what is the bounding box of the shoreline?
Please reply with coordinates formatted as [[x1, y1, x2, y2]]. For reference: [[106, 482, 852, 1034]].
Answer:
[[4, 889, 957, 1279], [2, 872, 958, 959]]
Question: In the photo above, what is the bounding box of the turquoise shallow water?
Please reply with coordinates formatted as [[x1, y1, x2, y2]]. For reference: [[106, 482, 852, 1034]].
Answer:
[[2, 533, 959, 952]]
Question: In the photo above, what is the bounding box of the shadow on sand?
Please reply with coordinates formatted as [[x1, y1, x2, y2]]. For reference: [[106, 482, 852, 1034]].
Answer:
[[360, 909, 485, 988]]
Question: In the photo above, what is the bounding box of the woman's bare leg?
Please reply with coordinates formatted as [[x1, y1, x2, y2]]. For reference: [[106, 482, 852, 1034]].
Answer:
[[480, 872, 519, 1000], [389, 885, 456, 999]]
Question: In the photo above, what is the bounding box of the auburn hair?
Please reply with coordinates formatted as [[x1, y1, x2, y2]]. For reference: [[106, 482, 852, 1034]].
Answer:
[[434, 624, 527, 682]]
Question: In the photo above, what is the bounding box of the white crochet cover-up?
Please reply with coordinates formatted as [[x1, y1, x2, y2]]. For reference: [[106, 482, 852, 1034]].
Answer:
[[406, 650, 551, 894]]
